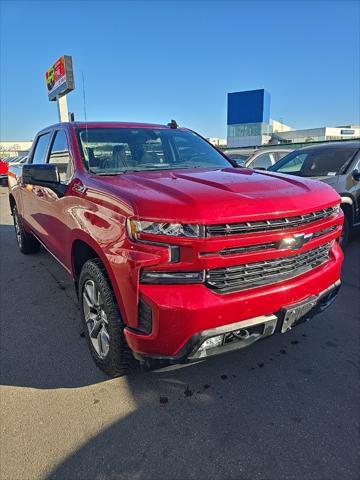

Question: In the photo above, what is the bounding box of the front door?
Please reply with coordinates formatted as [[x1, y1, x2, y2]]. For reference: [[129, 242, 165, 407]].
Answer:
[[23, 129, 74, 267]]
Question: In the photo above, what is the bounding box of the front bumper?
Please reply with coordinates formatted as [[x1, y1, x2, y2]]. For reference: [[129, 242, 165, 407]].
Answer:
[[133, 280, 341, 367], [124, 242, 343, 361]]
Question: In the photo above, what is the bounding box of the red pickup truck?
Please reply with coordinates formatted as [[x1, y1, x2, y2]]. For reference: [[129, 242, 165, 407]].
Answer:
[[8, 122, 344, 377]]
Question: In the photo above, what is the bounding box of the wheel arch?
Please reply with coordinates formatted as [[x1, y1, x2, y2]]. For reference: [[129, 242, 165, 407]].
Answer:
[[70, 234, 111, 285], [70, 235, 127, 324], [72, 239, 101, 284]]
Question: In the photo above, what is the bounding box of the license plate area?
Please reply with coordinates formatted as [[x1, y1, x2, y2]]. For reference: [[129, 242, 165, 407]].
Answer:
[[281, 297, 318, 333]]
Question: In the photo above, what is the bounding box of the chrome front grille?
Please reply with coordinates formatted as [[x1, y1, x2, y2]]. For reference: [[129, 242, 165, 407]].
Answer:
[[219, 225, 337, 256], [206, 206, 338, 237], [220, 242, 277, 256], [206, 243, 332, 293]]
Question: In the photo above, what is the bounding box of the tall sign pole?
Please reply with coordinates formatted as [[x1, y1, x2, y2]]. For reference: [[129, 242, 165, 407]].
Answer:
[[57, 95, 69, 122], [45, 55, 75, 122]]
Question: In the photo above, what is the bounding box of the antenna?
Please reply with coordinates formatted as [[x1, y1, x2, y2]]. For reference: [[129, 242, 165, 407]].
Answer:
[[82, 72, 90, 165], [82, 72, 88, 126]]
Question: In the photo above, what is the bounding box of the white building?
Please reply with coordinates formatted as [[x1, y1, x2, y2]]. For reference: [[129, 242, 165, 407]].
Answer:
[[227, 119, 292, 148], [271, 120, 292, 133], [0, 141, 33, 157], [207, 137, 227, 147], [272, 125, 360, 144]]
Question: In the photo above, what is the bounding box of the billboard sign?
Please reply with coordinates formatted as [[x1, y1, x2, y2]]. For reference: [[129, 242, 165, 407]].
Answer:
[[46, 55, 75, 101], [227, 89, 271, 126]]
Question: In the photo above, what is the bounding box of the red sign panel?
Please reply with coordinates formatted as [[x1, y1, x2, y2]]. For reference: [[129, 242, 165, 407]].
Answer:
[[45, 56, 75, 101]]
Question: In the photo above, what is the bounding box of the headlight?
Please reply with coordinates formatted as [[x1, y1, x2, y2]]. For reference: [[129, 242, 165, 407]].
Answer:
[[128, 220, 202, 239]]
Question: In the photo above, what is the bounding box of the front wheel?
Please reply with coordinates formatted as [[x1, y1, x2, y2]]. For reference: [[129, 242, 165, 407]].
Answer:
[[12, 205, 40, 254], [79, 259, 137, 377]]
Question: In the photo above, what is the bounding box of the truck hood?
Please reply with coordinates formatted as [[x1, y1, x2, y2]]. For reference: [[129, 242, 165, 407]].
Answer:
[[95, 167, 340, 223]]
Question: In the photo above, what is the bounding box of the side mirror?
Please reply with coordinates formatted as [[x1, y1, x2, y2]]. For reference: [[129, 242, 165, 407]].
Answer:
[[22, 164, 66, 197], [352, 169, 360, 182]]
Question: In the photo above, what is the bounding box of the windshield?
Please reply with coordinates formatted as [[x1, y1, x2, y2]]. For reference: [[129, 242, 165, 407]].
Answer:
[[77, 128, 232, 174], [269, 147, 358, 177]]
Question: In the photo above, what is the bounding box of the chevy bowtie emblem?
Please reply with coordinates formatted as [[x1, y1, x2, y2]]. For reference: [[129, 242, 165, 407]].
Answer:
[[277, 233, 313, 250]]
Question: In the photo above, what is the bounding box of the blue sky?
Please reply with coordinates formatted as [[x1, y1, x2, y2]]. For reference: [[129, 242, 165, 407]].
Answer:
[[1, 0, 359, 140]]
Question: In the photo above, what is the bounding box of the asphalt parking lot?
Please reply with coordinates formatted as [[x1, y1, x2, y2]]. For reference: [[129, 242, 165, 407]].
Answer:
[[0, 185, 359, 480]]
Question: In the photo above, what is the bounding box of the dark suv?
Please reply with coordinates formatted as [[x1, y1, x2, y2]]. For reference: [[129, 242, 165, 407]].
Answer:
[[269, 141, 360, 245]]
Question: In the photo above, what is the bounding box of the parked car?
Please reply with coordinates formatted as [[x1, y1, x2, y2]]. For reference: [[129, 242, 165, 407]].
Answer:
[[269, 142, 360, 245], [224, 148, 293, 169], [8, 122, 343, 377], [0, 156, 28, 185], [0, 158, 9, 184], [0, 157, 16, 184]]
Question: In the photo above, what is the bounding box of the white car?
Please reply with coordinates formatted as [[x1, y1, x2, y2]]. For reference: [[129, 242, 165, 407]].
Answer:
[[224, 148, 293, 170]]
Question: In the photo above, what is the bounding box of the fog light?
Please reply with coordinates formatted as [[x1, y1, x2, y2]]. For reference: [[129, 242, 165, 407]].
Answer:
[[198, 335, 224, 353], [141, 270, 205, 284]]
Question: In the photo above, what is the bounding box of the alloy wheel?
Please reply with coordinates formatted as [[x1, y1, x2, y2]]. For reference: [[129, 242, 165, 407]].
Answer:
[[13, 210, 23, 249], [82, 279, 110, 359]]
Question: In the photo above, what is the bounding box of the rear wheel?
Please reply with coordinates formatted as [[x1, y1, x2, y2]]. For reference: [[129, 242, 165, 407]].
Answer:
[[79, 259, 137, 377], [12, 205, 40, 254]]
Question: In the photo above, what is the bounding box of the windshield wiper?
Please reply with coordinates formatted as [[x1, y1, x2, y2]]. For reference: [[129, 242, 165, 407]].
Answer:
[[90, 171, 124, 176], [90, 165, 220, 176]]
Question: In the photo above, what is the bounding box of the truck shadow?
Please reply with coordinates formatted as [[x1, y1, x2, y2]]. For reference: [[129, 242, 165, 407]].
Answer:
[[47, 357, 298, 480]]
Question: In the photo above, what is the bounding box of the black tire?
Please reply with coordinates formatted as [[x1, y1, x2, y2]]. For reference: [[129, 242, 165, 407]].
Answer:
[[340, 215, 350, 248], [79, 259, 138, 377], [12, 205, 40, 254]]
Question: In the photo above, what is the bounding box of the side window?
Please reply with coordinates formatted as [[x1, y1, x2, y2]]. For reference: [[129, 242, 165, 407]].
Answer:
[[252, 153, 275, 169], [32, 133, 51, 164], [48, 130, 73, 183]]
